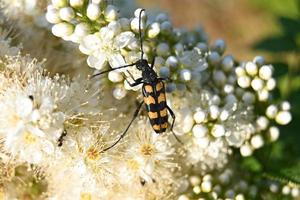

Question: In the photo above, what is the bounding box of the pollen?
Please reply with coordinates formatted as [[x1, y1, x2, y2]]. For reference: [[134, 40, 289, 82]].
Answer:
[[24, 132, 37, 144], [86, 147, 100, 161], [0, 187, 4, 200], [80, 193, 92, 200], [140, 143, 154, 156], [127, 159, 140, 170]]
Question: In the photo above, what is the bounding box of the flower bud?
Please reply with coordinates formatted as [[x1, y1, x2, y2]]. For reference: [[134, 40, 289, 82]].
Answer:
[[201, 181, 212, 193], [256, 116, 269, 130], [130, 17, 145, 33], [74, 23, 90, 37], [59, 7, 75, 22], [281, 101, 291, 111], [251, 77, 264, 91], [211, 124, 225, 137], [259, 65, 273, 80], [160, 21, 172, 33], [282, 185, 290, 195], [193, 124, 208, 138], [52, 22, 74, 37], [258, 89, 269, 101], [268, 126, 280, 142], [87, 3, 101, 20], [196, 42, 208, 52], [113, 87, 126, 99], [119, 18, 130, 30], [159, 66, 170, 78], [156, 13, 168, 22], [51, 0, 67, 8], [208, 51, 220, 65], [251, 135, 264, 149], [245, 62, 258, 76], [221, 55, 234, 72], [237, 76, 251, 88], [213, 70, 226, 86], [105, 5, 119, 22], [166, 82, 176, 93], [242, 92, 255, 105], [46, 7, 61, 24], [235, 66, 246, 76], [253, 55, 265, 66], [266, 105, 278, 119], [134, 8, 146, 18], [156, 43, 170, 57], [212, 39, 226, 55], [240, 144, 253, 157], [193, 110, 206, 123], [70, 0, 85, 7], [165, 56, 178, 69], [147, 22, 160, 38], [266, 78, 276, 90], [108, 71, 123, 82], [275, 111, 292, 125], [179, 69, 192, 82]]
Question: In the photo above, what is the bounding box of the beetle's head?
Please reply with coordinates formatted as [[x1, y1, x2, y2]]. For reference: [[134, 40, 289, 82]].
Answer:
[[136, 59, 149, 70]]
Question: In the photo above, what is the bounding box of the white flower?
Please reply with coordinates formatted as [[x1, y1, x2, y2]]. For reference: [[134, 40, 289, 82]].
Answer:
[[79, 26, 135, 70], [179, 49, 207, 71], [0, 92, 57, 164]]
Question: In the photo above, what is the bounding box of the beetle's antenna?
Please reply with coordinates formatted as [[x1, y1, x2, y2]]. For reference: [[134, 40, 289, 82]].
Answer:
[[91, 62, 137, 78], [139, 9, 145, 60]]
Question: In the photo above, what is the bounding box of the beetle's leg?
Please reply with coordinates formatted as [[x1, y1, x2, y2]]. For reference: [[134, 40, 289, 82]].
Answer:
[[123, 73, 144, 87], [101, 101, 144, 152], [166, 105, 183, 144], [126, 70, 136, 82], [57, 129, 67, 147], [150, 57, 156, 69], [158, 77, 172, 82]]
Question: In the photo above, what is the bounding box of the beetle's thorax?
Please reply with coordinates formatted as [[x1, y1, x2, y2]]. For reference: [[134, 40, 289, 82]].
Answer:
[[142, 67, 158, 83]]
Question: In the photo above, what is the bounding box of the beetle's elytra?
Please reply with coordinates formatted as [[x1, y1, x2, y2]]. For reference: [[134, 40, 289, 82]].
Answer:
[[143, 81, 168, 133]]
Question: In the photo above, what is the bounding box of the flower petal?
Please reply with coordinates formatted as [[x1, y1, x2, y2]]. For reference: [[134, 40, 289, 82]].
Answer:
[[99, 27, 114, 41], [16, 95, 33, 118], [80, 34, 102, 54], [108, 53, 126, 70], [115, 31, 135, 48], [87, 54, 107, 70]]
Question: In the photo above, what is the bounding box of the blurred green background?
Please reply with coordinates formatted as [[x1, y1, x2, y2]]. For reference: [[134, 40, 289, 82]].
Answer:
[[138, 0, 300, 188]]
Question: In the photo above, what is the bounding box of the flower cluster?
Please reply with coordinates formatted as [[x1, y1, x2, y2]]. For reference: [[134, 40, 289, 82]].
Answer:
[[0, 0, 297, 200]]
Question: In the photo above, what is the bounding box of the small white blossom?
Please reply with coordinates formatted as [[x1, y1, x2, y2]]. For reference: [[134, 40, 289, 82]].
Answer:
[[80, 26, 135, 70]]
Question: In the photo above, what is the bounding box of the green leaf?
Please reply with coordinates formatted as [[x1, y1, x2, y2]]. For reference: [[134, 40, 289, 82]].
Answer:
[[241, 156, 263, 173], [253, 35, 298, 53]]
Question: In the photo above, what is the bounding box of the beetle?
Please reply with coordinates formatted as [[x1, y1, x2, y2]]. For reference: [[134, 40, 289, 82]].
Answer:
[[92, 9, 182, 152]]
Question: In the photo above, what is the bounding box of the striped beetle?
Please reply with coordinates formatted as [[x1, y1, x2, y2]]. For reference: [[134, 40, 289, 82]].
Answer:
[[93, 9, 182, 152]]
